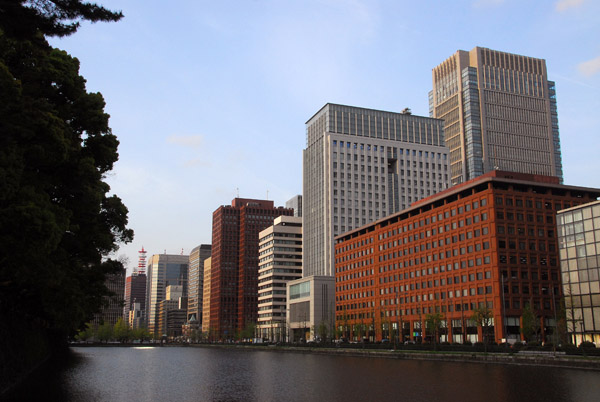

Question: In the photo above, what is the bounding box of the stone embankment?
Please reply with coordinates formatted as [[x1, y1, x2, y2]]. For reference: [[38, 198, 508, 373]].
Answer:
[[195, 344, 600, 371]]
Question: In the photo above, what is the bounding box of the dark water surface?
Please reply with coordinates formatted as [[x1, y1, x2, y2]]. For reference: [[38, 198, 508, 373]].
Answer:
[[7, 346, 600, 402]]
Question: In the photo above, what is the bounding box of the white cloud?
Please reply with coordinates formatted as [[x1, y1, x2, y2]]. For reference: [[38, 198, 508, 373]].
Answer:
[[556, 0, 585, 12], [578, 56, 600, 77], [166, 134, 205, 149]]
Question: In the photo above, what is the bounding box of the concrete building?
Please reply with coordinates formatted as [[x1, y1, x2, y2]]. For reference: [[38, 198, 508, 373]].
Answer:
[[123, 272, 146, 326], [91, 267, 125, 328], [201, 257, 212, 336], [301, 104, 450, 340], [209, 198, 293, 339], [287, 276, 335, 342], [257, 216, 303, 342], [334, 171, 599, 343], [187, 244, 211, 324], [557, 200, 600, 345], [157, 296, 188, 339], [146, 253, 189, 335], [303, 103, 449, 279], [430, 46, 563, 186], [286, 195, 303, 218]]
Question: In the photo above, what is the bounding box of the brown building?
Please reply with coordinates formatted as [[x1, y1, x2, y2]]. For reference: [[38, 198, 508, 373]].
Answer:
[[431, 47, 563, 186], [335, 171, 599, 344], [209, 198, 293, 339], [123, 272, 146, 325]]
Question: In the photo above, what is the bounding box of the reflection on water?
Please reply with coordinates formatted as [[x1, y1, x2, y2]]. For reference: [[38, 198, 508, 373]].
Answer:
[[5, 346, 600, 402]]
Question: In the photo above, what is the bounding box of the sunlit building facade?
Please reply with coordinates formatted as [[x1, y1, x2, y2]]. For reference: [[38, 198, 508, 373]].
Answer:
[[146, 253, 189, 335], [257, 216, 303, 341], [335, 171, 599, 343], [209, 198, 293, 339], [431, 47, 563, 185]]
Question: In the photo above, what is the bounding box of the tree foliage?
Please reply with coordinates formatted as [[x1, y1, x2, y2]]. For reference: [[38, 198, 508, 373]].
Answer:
[[471, 304, 493, 352], [425, 312, 444, 347], [0, 0, 123, 39], [0, 0, 131, 358], [521, 303, 539, 342], [113, 318, 129, 343]]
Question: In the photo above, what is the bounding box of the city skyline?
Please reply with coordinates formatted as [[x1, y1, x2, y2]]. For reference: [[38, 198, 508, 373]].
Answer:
[[47, 0, 600, 272]]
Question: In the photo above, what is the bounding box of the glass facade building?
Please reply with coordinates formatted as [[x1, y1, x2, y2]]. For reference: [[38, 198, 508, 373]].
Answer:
[[146, 254, 189, 335], [558, 200, 600, 345], [431, 47, 563, 185]]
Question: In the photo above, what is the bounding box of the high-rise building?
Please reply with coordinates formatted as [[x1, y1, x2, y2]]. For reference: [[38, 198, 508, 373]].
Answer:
[[146, 253, 189, 335], [187, 244, 212, 324], [286, 195, 303, 217], [123, 272, 147, 325], [91, 267, 125, 328], [334, 171, 600, 343], [430, 46, 563, 186], [257, 216, 303, 341], [209, 198, 293, 339], [201, 257, 212, 336], [303, 103, 449, 279], [557, 200, 600, 346]]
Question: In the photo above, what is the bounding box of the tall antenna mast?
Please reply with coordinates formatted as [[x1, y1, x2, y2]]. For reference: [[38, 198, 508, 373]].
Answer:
[[137, 246, 147, 275]]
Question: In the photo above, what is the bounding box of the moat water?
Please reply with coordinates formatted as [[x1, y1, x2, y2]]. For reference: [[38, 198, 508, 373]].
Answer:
[[6, 346, 600, 402]]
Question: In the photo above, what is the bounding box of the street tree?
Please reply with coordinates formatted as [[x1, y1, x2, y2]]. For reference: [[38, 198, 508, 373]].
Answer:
[[471, 304, 494, 352], [425, 312, 444, 349], [113, 318, 130, 343], [521, 303, 540, 343]]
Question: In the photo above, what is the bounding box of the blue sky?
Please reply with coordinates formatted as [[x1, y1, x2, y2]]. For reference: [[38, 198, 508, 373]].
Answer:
[[50, 0, 600, 273]]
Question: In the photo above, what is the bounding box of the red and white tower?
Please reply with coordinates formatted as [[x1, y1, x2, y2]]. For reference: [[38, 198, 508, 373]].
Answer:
[[136, 246, 147, 275]]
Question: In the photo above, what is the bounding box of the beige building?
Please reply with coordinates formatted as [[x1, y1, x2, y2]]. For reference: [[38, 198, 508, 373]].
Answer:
[[430, 46, 563, 185], [257, 216, 303, 342], [201, 257, 212, 335], [557, 200, 600, 346], [187, 244, 211, 324], [287, 275, 335, 342]]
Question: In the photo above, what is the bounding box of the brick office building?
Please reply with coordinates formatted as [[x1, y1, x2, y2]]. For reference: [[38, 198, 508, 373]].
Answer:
[[334, 171, 600, 343], [209, 198, 293, 339]]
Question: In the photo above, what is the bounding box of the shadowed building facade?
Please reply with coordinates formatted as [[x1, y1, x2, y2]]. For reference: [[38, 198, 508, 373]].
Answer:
[[187, 244, 212, 324], [209, 198, 293, 339], [430, 47, 563, 186]]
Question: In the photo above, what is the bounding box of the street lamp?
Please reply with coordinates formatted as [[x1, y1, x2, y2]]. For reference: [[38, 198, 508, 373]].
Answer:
[[501, 275, 507, 344]]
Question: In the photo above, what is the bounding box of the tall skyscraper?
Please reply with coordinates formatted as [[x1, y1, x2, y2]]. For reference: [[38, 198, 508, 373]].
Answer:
[[187, 244, 211, 323], [209, 198, 293, 339], [303, 103, 449, 278], [430, 46, 563, 186], [146, 253, 189, 335], [257, 215, 303, 341]]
